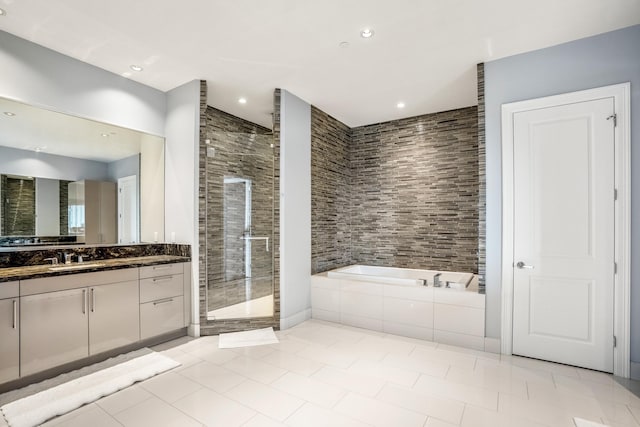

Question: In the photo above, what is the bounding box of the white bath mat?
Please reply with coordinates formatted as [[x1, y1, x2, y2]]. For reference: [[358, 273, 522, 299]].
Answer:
[[218, 327, 279, 348], [574, 418, 610, 427], [0, 352, 180, 427]]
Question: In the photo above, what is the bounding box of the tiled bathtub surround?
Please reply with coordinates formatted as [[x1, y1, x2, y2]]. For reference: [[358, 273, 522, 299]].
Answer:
[[477, 62, 486, 292], [311, 107, 352, 274], [311, 106, 479, 275]]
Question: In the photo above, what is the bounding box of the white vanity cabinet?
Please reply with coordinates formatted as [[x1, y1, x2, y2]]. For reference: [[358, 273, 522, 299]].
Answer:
[[0, 282, 20, 384], [20, 288, 89, 377], [20, 269, 139, 377], [139, 263, 187, 339]]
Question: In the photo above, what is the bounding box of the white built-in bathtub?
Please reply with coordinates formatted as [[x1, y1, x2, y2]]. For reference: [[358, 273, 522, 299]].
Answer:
[[327, 265, 474, 288], [311, 265, 487, 351]]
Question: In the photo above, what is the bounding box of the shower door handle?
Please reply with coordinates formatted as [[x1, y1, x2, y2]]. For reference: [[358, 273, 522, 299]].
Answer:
[[241, 236, 270, 252]]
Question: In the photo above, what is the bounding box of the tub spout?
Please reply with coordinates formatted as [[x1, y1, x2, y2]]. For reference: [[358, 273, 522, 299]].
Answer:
[[433, 273, 442, 287]]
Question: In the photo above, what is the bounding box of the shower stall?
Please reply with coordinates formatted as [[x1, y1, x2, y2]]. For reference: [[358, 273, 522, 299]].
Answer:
[[203, 108, 277, 330]]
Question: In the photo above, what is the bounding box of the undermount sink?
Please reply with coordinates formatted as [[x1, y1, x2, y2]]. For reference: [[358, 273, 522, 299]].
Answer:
[[48, 263, 105, 272]]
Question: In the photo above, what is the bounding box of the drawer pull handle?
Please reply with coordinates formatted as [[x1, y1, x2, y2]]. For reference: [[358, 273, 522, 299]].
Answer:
[[153, 298, 174, 306], [82, 289, 87, 314], [152, 266, 171, 270], [153, 276, 173, 283], [91, 288, 96, 312], [12, 300, 17, 329]]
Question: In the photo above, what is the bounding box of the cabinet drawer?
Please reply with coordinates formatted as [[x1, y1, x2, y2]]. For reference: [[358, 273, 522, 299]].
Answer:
[[140, 296, 184, 340], [139, 263, 183, 279], [0, 281, 19, 299], [140, 274, 183, 303], [21, 268, 138, 296]]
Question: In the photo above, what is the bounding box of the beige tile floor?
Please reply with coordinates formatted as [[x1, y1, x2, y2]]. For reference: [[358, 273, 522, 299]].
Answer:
[[5, 319, 640, 427]]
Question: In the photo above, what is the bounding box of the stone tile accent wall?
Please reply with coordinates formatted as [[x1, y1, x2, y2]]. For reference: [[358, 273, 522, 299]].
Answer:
[[59, 180, 70, 236], [223, 181, 247, 281], [477, 63, 486, 292], [198, 83, 281, 334], [350, 107, 479, 273], [310, 106, 352, 274], [311, 106, 480, 275], [198, 80, 208, 324], [1, 176, 35, 236]]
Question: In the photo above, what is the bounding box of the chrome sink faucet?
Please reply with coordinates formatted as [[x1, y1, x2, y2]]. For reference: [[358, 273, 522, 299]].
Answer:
[[44, 257, 58, 265], [433, 273, 442, 287], [63, 253, 73, 265]]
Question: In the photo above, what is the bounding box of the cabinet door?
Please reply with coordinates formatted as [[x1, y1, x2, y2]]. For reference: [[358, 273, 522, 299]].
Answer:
[[21, 289, 89, 377], [89, 280, 140, 355], [140, 296, 184, 340], [0, 298, 19, 383]]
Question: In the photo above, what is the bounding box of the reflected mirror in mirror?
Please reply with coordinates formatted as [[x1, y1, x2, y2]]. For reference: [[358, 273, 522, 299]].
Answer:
[[0, 97, 165, 247]]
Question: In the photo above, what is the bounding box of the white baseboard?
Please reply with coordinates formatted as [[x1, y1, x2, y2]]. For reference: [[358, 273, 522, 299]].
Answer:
[[188, 324, 200, 337], [484, 337, 501, 354], [630, 362, 640, 380], [280, 308, 312, 330]]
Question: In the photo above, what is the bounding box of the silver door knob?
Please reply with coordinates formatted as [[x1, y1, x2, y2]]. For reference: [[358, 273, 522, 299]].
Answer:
[[516, 261, 534, 269]]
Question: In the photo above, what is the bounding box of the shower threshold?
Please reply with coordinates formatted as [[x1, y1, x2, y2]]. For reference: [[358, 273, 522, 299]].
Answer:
[[208, 294, 274, 320]]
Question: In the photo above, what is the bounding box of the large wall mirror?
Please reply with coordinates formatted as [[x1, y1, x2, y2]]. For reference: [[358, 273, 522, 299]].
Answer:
[[0, 97, 165, 248]]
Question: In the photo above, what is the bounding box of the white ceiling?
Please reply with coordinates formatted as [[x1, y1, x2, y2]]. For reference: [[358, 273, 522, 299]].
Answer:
[[0, 0, 638, 128]]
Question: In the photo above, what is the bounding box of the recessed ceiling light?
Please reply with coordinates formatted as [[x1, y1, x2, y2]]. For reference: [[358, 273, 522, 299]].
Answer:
[[339, 41, 350, 48], [4, 111, 15, 116], [0, 8, 6, 16], [101, 133, 109, 137], [397, 102, 406, 109], [238, 97, 247, 104], [129, 65, 143, 72], [360, 28, 374, 38]]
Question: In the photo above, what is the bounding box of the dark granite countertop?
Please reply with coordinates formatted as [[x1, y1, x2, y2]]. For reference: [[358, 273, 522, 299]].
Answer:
[[0, 255, 190, 283]]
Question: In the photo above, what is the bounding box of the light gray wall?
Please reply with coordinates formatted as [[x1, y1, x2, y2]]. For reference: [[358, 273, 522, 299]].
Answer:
[[164, 80, 200, 245], [484, 25, 640, 360], [107, 154, 140, 182], [164, 79, 201, 332], [280, 90, 312, 328], [0, 146, 109, 181], [0, 30, 166, 136]]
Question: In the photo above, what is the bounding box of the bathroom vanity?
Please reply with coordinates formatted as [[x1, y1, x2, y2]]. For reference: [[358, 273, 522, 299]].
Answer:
[[0, 249, 191, 390]]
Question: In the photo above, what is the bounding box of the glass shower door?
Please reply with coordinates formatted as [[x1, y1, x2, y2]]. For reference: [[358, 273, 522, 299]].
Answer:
[[206, 133, 274, 321]]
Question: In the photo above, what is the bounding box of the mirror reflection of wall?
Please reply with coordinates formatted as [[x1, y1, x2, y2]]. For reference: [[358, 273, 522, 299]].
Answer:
[[1, 175, 35, 236], [0, 97, 165, 247]]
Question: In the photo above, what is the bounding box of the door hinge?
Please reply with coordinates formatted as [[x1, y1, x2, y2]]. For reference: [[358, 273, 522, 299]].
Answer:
[[607, 114, 617, 127], [614, 336, 617, 348], [614, 188, 618, 201], [614, 262, 618, 274]]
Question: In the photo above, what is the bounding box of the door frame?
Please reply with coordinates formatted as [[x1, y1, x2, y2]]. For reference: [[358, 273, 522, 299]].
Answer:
[[117, 175, 139, 244], [500, 83, 631, 377]]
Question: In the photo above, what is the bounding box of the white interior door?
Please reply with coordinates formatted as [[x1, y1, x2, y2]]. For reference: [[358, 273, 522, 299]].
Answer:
[[118, 175, 138, 244], [512, 97, 615, 372]]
